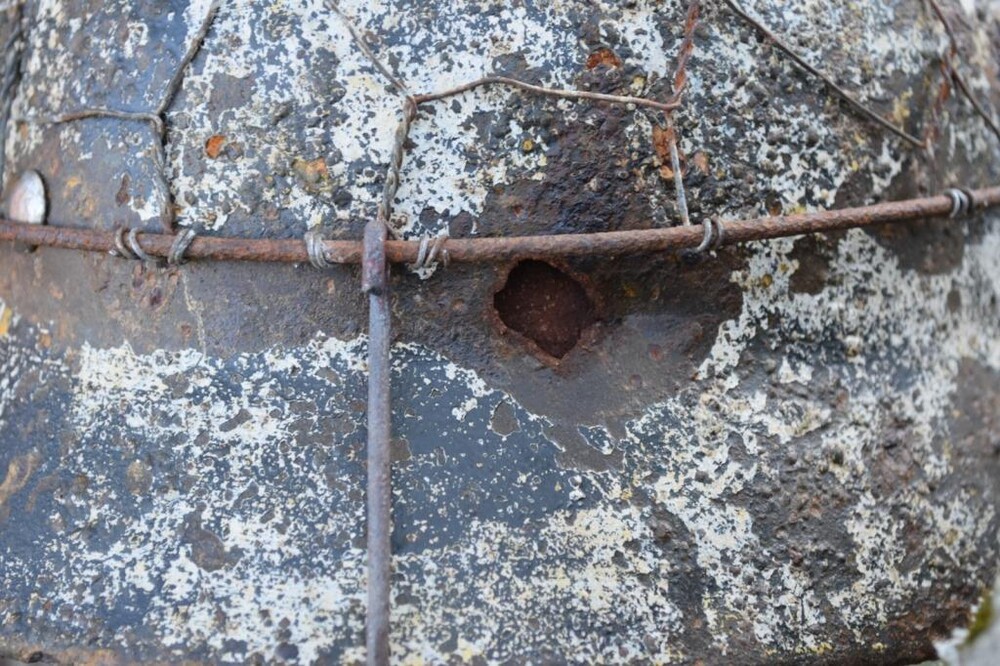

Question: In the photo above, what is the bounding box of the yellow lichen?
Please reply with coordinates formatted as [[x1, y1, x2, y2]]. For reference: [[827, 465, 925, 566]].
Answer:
[[967, 589, 994, 643]]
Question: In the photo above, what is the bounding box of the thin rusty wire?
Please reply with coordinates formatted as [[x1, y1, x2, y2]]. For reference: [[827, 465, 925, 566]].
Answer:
[[378, 98, 417, 239], [156, 0, 222, 120], [324, 1, 410, 95], [662, 0, 702, 228], [670, 0, 701, 106], [412, 77, 680, 114]]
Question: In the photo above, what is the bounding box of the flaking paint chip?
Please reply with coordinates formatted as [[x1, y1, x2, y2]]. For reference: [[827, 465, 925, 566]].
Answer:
[[7, 170, 47, 225], [205, 135, 226, 159]]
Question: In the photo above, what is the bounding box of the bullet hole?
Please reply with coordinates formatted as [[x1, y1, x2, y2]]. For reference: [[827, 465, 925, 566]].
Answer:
[[493, 260, 596, 359]]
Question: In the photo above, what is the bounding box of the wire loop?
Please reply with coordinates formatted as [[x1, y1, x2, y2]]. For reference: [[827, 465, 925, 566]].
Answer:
[[945, 188, 972, 218], [411, 231, 450, 269], [304, 229, 332, 269], [168, 228, 197, 265], [694, 218, 725, 253], [112, 228, 136, 259], [127, 228, 159, 264]]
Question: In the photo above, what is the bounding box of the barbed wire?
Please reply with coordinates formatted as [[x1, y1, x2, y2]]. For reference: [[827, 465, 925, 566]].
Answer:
[[12, 0, 982, 248], [3, 6, 999, 666]]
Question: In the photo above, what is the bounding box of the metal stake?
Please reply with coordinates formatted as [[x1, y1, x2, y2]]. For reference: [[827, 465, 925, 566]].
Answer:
[[362, 218, 392, 665]]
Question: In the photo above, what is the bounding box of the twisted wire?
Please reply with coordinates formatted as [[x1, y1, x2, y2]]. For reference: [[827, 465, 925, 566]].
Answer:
[[304, 229, 332, 269], [378, 97, 418, 237]]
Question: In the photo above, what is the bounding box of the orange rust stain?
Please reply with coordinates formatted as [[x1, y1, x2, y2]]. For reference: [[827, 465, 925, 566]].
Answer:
[[205, 134, 226, 159], [293, 157, 329, 184], [586, 48, 622, 70], [692, 151, 709, 175], [652, 125, 691, 181], [651, 124, 674, 163], [0, 306, 12, 337]]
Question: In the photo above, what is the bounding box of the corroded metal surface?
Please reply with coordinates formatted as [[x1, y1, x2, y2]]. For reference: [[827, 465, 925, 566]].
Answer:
[[0, 0, 999, 664]]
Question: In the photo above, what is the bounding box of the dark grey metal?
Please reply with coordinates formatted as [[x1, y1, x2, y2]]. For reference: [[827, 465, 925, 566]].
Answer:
[[362, 218, 392, 666]]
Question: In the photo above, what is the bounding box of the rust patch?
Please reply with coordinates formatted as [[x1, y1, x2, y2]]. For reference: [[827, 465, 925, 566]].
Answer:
[[125, 460, 152, 496], [0, 305, 13, 337], [585, 48, 621, 70], [489, 400, 521, 437], [691, 151, 710, 176], [652, 124, 684, 180], [115, 174, 130, 206], [788, 233, 839, 295], [0, 450, 41, 522], [205, 134, 226, 159], [292, 157, 329, 186], [652, 124, 674, 163], [493, 260, 597, 360]]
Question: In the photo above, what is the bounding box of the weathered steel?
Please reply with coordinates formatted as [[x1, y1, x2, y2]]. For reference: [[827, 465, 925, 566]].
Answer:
[[361, 218, 392, 665], [1, 0, 999, 664]]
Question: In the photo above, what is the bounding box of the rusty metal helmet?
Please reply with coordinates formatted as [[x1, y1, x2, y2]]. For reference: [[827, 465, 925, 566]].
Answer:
[[1, 0, 998, 664]]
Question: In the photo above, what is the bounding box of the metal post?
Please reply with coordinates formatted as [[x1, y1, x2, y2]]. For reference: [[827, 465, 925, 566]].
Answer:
[[362, 218, 392, 665]]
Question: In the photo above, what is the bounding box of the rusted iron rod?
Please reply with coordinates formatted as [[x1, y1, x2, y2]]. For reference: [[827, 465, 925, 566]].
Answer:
[[361, 218, 392, 666], [1, 187, 997, 265]]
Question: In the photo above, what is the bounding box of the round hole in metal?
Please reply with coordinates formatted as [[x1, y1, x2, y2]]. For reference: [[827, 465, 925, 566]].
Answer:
[[493, 260, 596, 359]]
